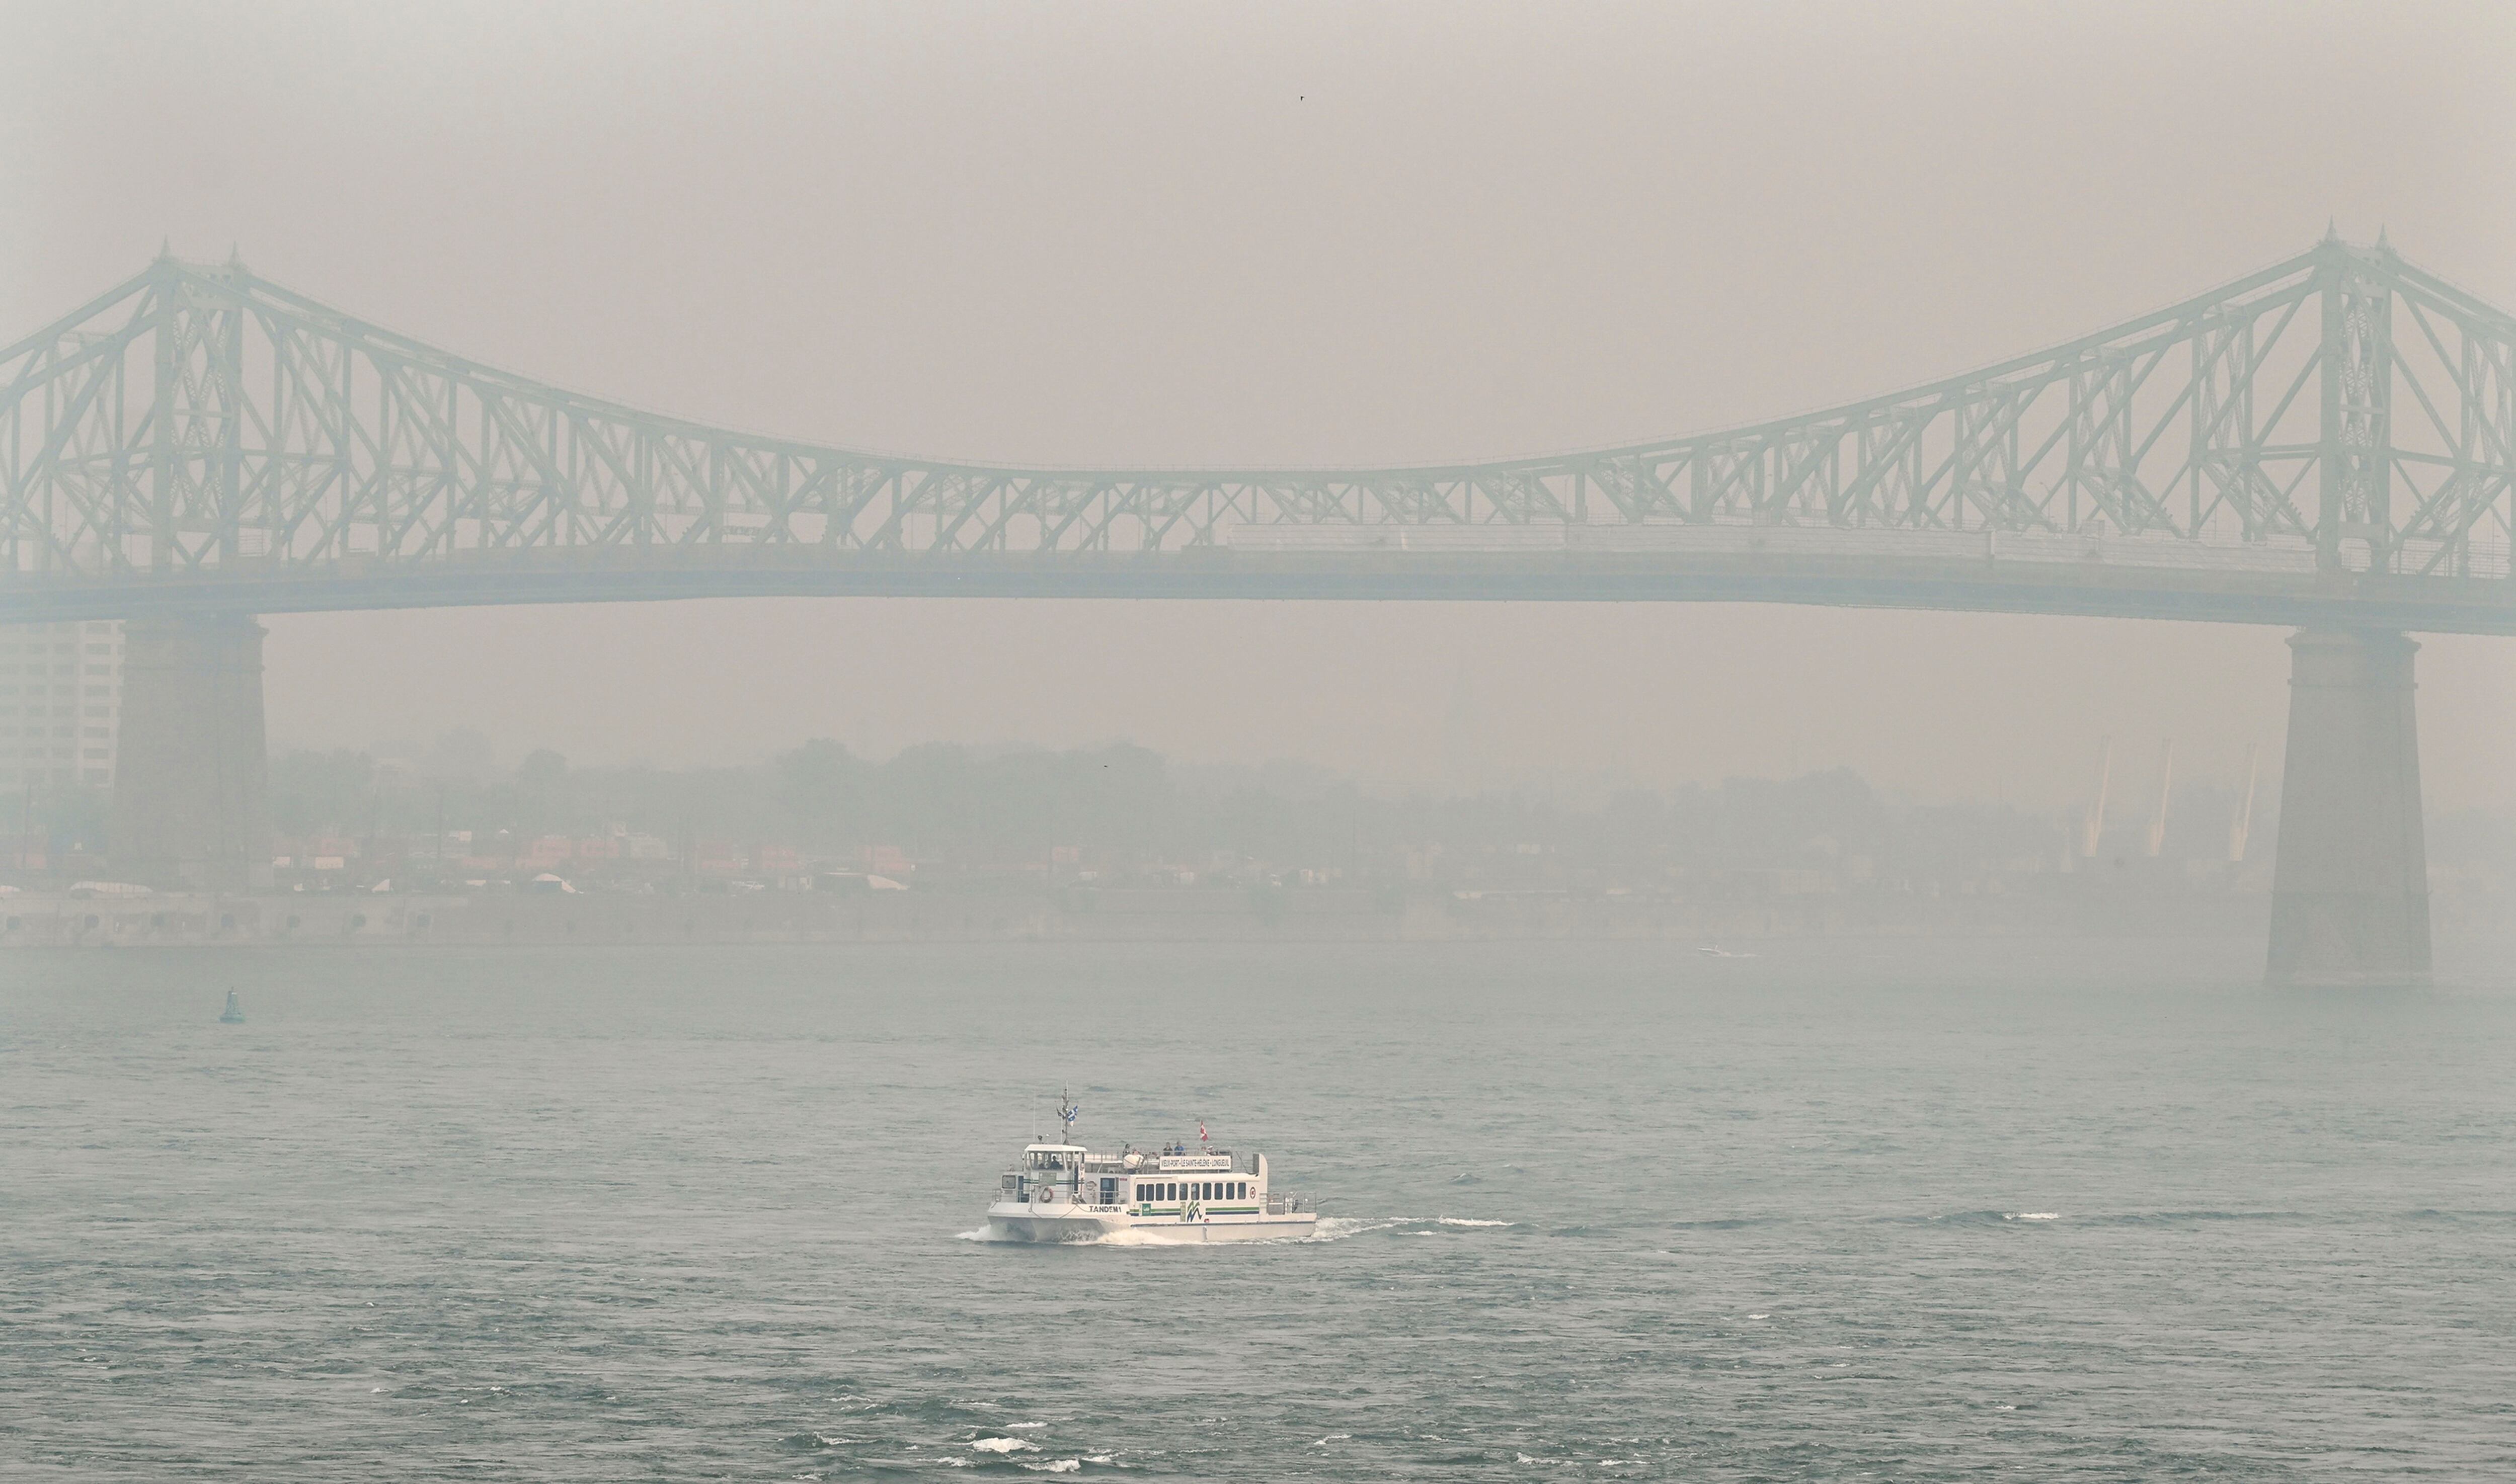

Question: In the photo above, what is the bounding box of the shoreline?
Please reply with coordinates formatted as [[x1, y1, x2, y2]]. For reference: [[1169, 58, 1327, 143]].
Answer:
[[0, 884, 2306, 948]]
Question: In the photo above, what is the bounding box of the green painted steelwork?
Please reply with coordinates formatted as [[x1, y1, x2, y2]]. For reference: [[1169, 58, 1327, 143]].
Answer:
[[4, 236, 2509, 629]]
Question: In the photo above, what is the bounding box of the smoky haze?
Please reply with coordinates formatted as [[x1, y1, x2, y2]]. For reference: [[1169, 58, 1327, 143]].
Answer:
[[3, 0, 2511, 809], [10, 9, 2516, 1477]]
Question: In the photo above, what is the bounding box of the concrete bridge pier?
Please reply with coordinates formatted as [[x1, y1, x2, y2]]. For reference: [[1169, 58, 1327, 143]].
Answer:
[[107, 613, 270, 891], [2265, 628, 2430, 987]]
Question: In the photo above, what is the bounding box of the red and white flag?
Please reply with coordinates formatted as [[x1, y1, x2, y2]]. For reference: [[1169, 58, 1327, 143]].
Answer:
[[1198, 1121, 1207, 1143]]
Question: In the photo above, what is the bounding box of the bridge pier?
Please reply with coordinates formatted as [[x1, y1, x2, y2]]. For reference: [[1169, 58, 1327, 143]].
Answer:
[[107, 613, 270, 891], [2265, 629, 2430, 987]]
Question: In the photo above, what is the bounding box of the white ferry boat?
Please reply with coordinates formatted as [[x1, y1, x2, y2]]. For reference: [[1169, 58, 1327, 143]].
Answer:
[[981, 1098, 1317, 1243]]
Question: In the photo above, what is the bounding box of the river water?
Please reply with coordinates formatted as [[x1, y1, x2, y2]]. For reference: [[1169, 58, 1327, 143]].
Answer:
[[3, 937, 2511, 1479]]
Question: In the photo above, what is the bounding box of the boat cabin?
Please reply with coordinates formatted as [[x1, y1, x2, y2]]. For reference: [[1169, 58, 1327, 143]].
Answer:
[[1002, 1142, 1288, 1214]]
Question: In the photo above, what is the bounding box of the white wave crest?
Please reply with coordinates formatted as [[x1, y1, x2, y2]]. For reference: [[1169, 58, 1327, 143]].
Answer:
[[972, 1437, 1038, 1454], [2003, 1211, 2062, 1221], [1299, 1217, 1397, 1242]]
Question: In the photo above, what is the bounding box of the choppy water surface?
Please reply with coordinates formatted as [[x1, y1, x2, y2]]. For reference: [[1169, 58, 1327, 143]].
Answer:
[[4, 938, 2512, 1479]]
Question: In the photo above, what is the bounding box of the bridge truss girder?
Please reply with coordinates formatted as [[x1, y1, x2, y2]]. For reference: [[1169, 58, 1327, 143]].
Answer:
[[2, 236, 2510, 605]]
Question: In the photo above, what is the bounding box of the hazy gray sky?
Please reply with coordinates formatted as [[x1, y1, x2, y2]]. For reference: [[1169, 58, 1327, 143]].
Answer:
[[4, 1, 2511, 807]]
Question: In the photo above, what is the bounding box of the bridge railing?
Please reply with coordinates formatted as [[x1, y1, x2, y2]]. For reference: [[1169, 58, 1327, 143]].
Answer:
[[1224, 522, 2510, 581]]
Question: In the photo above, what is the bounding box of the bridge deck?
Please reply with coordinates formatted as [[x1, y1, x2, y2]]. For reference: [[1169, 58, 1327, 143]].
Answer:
[[6, 548, 2508, 633]]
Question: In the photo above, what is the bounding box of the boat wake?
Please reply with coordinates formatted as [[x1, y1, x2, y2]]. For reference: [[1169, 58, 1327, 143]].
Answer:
[[1299, 1215, 1518, 1242]]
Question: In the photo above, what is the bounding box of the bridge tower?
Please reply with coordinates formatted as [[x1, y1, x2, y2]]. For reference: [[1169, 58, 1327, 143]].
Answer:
[[2264, 629, 2429, 986], [107, 613, 270, 891]]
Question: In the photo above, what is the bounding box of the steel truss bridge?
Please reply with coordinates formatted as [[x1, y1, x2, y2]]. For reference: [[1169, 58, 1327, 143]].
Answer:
[[3, 234, 2512, 631]]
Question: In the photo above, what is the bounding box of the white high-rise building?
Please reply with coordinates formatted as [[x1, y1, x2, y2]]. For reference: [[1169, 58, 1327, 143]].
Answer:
[[0, 621, 122, 791]]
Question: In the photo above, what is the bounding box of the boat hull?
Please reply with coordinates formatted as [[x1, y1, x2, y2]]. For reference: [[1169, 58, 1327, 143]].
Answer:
[[982, 1203, 1316, 1244]]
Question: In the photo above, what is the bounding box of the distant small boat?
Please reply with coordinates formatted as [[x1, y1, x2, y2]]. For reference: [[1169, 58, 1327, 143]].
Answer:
[[218, 991, 246, 1024], [1694, 945, 1757, 959]]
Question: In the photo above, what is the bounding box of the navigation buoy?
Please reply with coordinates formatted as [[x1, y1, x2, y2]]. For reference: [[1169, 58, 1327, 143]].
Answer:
[[218, 990, 245, 1024]]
